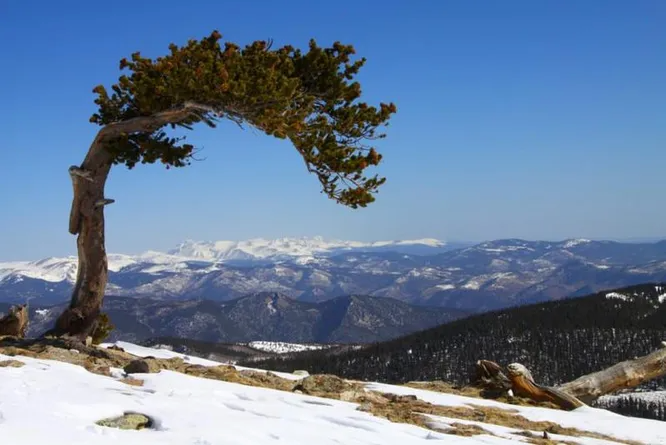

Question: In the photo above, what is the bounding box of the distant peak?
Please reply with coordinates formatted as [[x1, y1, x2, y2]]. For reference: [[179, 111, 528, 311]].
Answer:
[[166, 236, 448, 261], [562, 239, 592, 249]]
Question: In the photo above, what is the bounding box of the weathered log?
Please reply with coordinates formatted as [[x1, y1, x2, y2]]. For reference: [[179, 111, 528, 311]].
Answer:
[[506, 363, 584, 410], [556, 342, 666, 404], [0, 304, 29, 338], [473, 359, 513, 397], [474, 342, 666, 409]]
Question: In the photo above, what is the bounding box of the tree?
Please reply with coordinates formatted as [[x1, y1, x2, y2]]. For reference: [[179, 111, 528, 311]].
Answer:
[[49, 31, 396, 340]]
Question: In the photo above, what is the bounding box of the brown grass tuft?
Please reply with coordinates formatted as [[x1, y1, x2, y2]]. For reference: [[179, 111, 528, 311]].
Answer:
[[120, 377, 145, 387]]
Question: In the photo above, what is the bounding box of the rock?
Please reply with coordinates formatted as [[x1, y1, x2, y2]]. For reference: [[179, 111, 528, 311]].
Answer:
[[83, 358, 112, 377], [96, 412, 153, 430], [296, 374, 360, 397], [124, 359, 157, 374], [0, 359, 25, 368], [341, 390, 388, 405], [357, 402, 373, 412], [382, 393, 418, 403], [293, 370, 310, 377], [123, 357, 186, 374]]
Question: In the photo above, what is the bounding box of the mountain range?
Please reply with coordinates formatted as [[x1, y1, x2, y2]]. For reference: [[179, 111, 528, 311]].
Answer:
[[249, 283, 666, 391], [9, 292, 466, 344], [2, 237, 666, 311]]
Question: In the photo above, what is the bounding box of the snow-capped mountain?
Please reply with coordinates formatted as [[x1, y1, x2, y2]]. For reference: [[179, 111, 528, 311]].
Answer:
[[169, 236, 452, 262], [1, 237, 666, 310]]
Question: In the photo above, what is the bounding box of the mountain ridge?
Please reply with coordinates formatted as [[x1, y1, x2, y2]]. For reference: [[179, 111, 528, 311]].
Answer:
[[248, 283, 666, 390], [1, 237, 666, 310], [14, 292, 467, 344]]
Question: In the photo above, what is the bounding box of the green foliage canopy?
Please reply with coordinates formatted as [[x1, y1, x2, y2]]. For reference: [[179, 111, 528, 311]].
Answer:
[[90, 31, 396, 208]]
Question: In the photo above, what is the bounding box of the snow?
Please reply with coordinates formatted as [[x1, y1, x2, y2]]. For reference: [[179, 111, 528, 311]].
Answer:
[[563, 239, 592, 249], [434, 284, 456, 291], [605, 292, 629, 301], [246, 341, 329, 354], [169, 237, 447, 261], [2, 341, 666, 444], [0, 237, 448, 285], [0, 257, 79, 283]]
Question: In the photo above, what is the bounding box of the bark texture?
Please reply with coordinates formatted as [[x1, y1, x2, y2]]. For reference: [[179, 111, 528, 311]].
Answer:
[[50, 103, 215, 340], [506, 363, 584, 410], [0, 304, 29, 338]]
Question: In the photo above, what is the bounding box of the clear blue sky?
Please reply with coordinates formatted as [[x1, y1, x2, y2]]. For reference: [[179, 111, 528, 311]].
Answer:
[[1, 0, 664, 260]]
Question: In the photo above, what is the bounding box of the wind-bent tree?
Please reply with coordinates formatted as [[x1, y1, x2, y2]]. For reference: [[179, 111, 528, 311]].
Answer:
[[49, 31, 396, 340]]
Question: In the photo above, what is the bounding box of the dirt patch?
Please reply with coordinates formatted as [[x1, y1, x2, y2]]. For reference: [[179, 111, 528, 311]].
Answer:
[[0, 337, 137, 374], [404, 381, 484, 398], [0, 359, 25, 368], [444, 422, 491, 437], [514, 430, 580, 445], [120, 377, 145, 387]]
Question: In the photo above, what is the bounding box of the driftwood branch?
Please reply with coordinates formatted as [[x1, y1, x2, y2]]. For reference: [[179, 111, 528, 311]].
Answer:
[[556, 342, 666, 404], [507, 363, 584, 410], [0, 304, 29, 338], [473, 360, 583, 410], [99, 101, 221, 140], [474, 342, 666, 409]]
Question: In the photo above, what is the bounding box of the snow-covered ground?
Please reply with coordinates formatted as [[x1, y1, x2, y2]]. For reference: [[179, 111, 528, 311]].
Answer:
[[246, 341, 330, 354], [1, 341, 665, 444]]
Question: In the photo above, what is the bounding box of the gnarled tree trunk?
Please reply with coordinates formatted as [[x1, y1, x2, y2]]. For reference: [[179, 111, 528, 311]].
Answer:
[[49, 136, 113, 340], [47, 103, 214, 341]]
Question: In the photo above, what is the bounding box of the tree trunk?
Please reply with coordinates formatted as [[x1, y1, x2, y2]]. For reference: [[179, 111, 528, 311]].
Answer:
[[46, 103, 211, 341], [0, 304, 29, 338], [49, 137, 113, 341], [556, 342, 666, 404], [473, 342, 666, 409]]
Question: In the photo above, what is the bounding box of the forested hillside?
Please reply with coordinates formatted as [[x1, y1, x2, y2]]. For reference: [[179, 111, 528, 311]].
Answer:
[[247, 283, 666, 391]]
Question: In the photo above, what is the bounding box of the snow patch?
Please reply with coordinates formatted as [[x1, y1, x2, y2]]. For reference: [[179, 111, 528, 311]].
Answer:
[[434, 284, 455, 291], [563, 239, 592, 249], [246, 341, 329, 354]]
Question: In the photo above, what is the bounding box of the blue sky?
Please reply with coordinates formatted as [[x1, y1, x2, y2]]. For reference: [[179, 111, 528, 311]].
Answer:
[[1, 0, 665, 260]]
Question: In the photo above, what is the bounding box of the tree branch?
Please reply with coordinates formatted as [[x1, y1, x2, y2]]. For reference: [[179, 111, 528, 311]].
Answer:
[[99, 101, 222, 139]]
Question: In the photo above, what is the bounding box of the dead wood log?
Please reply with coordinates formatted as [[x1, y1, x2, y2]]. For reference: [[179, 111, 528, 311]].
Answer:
[[473, 342, 666, 409], [556, 342, 666, 404], [506, 363, 584, 410], [0, 304, 29, 338], [473, 359, 513, 397]]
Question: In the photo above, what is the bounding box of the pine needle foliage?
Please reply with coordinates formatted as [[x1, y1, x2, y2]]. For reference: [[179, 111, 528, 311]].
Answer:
[[90, 31, 396, 208]]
